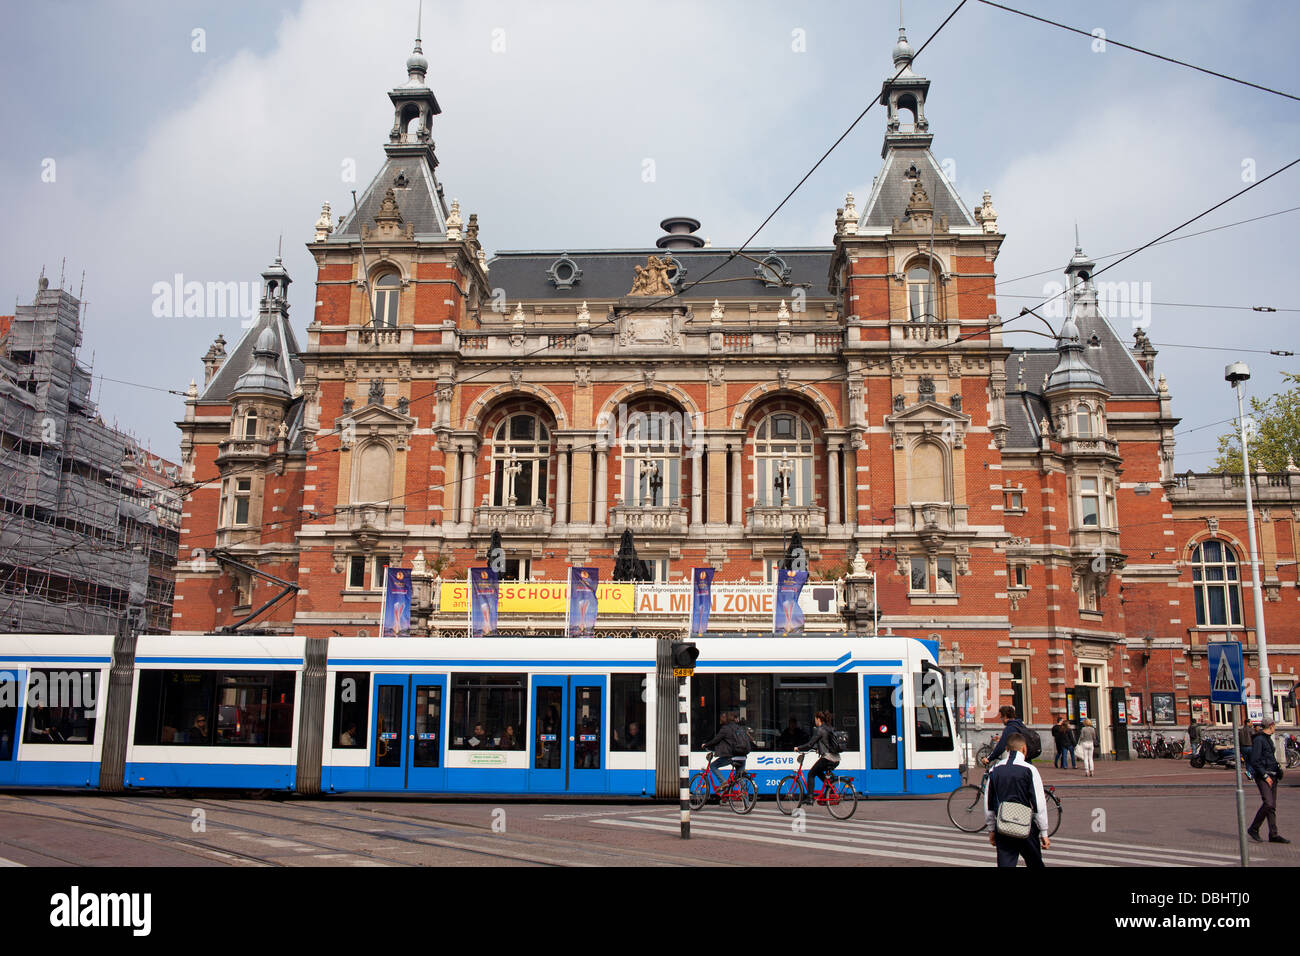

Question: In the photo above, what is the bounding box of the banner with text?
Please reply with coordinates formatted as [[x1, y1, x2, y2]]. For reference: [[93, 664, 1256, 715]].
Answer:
[[567, 567, 600, 638], [689, 568, 714, 639], [380, 567, 412, 638], [773, 569, 809, 636], [468, 567, 500, 638]]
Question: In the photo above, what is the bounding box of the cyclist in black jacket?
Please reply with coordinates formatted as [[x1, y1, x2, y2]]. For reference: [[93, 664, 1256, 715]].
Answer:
[[703, 713, 748, 787], [982, 705, 1029, 766], [794, 711, 840, 806]]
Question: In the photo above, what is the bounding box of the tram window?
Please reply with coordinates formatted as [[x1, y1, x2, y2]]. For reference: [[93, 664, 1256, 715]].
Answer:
[[832, 674, 860, 751], [691, 675, 774, 749], [132, 670, 294, 747], [450, 673, 525, 749], [211, 672, 295, 747], [914, 668, 953, 752], [22, 670, 98, 745], [775, 677, 827, 751], [132, 671, 213, 745], [0, 672, 18, 759], [610, 675, 647, 752], [333, 672, 370, 748]]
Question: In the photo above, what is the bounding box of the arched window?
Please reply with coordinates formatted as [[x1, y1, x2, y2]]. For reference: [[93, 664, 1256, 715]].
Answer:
[[1192, 540, 1242, 627], [1075, 403, 1092, 437], [623, 409, 682, 507], [491, 414, 550, 507], [910, 440, 948, 503], [372, 271, 400, 328], [753, 412, 814, 507], [906, 264, 936, 322], [354, 442, 393, 504]]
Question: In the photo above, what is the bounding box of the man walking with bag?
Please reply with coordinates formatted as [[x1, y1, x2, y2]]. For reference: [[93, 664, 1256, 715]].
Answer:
[[984, 733, 1051, 867]]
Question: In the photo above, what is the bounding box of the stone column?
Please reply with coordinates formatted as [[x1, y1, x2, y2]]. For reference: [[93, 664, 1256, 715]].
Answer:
[[731, 448, 743, 528], [460, 446, 477, 524], [691, 453, 702, 525], [595, 445, 609, 525], [555, 446, 569, 525], [827, 446, 840, 527]]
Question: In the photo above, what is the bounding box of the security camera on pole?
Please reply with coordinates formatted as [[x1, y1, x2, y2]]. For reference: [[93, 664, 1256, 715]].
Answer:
[[1225, 362, 1272, 722]]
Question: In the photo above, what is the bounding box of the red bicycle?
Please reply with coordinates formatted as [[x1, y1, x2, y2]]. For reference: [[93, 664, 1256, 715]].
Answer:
[[689, 753, 758, 814], [775, 753, 858, 819]]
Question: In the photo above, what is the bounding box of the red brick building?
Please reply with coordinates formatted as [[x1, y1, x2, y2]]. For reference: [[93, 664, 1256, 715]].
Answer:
[[172, 28, 1300, 749]]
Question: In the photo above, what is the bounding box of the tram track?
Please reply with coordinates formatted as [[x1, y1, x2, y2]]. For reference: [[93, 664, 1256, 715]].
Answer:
[[177, 796, 709, 867], [0, 795, 282, 867]]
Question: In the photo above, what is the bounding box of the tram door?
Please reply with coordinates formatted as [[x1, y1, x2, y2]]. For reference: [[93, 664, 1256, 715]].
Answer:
[[0, 670, 20, 786], [370, 675, 447, 791], [863, 675, 905, 793], [528, 676, 607, 793]]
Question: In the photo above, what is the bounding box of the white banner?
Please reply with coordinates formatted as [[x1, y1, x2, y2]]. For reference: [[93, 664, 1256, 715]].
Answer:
[[632, 582, 838, 619]]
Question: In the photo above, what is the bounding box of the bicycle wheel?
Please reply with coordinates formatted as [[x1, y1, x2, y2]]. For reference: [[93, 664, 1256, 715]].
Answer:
[[826, 779, 858, 820], [1288, 748, 1300, 770], [946, 784, 987, 832], [728, 775, 757, 814], [688, 772, 709, 811], [775, 775, 803, 815], [1048, 791, 1062, 837], [975, 744, 992, 765]]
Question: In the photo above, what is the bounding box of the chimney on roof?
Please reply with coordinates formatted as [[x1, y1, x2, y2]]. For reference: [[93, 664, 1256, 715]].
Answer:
[[656, 216, 704, 250], [202, 334, 228, 387]]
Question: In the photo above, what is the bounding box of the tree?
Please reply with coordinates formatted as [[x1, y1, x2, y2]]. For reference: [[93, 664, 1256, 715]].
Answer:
[[1212, 373, 1300, 474]]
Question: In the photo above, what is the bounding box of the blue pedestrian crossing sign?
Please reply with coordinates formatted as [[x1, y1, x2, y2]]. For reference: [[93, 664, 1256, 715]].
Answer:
[[1209, 642, 1245, 705]]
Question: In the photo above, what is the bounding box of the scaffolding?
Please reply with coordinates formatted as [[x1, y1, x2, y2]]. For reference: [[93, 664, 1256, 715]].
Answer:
[[0, 280, 179, 635]]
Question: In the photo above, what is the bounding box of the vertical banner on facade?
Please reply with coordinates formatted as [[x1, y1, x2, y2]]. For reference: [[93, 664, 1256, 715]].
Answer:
[[469, 567, 499, 638], [773, 569, 809, 636], [690, 567, 715, 638], [380, 567, 412, 637], [567, 567, 599, 638]]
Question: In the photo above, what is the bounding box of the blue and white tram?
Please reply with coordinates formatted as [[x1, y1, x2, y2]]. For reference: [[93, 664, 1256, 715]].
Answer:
[[0, 633, 961, 798]]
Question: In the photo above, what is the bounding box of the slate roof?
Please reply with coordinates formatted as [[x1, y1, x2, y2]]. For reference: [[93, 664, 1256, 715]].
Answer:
[[1004, 298, 1157, 450], [201, 310, 301, 404], [859, 146, 978, 232], [334, 150, 447, 240], [485, 248, 836, 302]]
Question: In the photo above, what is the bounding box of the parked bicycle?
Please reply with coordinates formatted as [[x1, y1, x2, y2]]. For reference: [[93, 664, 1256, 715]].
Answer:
[[1155, 734, 1184, 758], [1132, 733, 1156, 758], [973, 734, 1001, 766], [1286, 734, 1300, 770], [689, 752, 757, 814], [947, 765, 1062, 836], [774, 752, 858, 819]]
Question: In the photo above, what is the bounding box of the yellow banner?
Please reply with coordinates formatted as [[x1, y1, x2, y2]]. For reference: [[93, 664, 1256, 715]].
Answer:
[[440, 581, 635, 615]]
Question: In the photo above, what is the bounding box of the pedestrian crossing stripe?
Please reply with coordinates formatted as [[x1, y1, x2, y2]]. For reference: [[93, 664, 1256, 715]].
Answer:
[[1213, 653, 1239, 694]]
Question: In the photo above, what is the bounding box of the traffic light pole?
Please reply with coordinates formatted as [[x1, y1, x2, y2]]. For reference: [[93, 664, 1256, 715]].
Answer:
[[678, 675, 690, 839]]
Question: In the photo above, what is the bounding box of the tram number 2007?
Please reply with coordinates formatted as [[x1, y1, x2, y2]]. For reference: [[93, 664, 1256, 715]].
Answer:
[[764, 777, 782, 787]]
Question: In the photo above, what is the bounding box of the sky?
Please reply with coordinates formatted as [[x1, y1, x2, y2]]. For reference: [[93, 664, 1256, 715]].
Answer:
[[1, 0, 1297, 469]]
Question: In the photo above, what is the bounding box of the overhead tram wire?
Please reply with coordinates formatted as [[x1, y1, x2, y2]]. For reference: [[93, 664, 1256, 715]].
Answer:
[[995, 206, 1300, 287], [169, 0, 974, 501], [977, 0, 1300, 103]]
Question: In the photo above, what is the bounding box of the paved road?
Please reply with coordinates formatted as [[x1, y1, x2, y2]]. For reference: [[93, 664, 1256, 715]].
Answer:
[[0, 780, 1293, 867]]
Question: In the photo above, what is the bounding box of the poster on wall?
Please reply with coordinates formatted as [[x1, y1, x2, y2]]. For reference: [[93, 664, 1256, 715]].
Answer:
[[1247, 696, 1264, 722], [1189, 696, 1210, 724], [1128, 694, 1144, 725], [1151, 693, 1176, 723]]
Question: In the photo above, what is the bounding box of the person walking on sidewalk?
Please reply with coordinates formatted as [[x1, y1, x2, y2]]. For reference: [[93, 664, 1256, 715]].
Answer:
[[1247, 718, 1290, 844], [1077, 718, 1097, 776], [1052, 717, 1066, 769], [1061, 717, 1077, 770]]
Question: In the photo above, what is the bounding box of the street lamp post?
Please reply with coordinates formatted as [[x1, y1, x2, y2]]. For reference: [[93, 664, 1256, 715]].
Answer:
[[1226, 361, 1272, 721]]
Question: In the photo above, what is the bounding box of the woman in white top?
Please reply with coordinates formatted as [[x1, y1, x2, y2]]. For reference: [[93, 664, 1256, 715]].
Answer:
[[1077, 718, 1097, 776]]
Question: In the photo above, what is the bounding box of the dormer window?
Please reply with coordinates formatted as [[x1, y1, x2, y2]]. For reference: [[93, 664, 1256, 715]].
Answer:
[[372, 271, 400, 328], [906, 264, 936, 322], [546, 255, 583, 291], [754, 254, 790, 288], [243, 409, 258, 440]]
